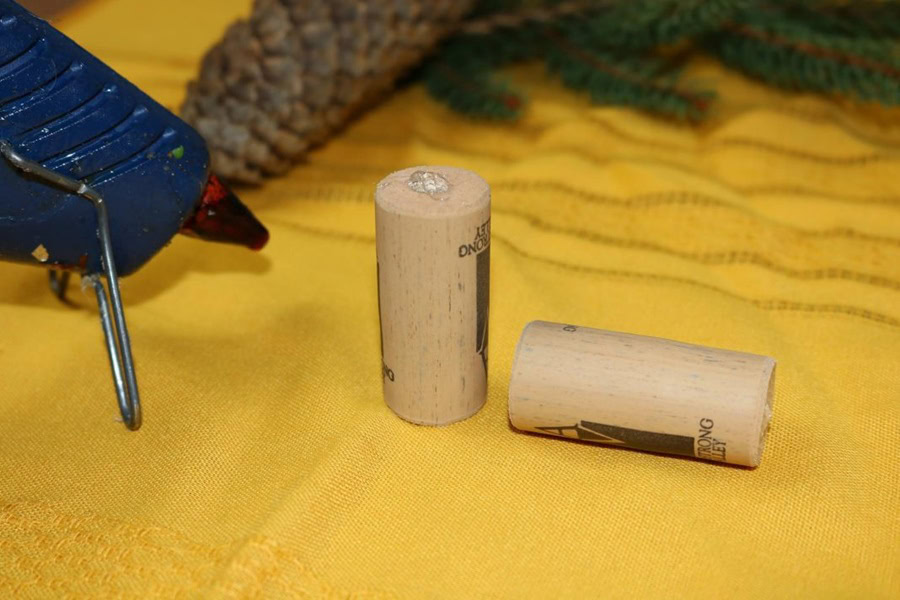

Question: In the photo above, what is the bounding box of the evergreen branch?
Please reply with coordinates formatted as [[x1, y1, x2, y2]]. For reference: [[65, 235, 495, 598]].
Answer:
[[775, 1, 900, 40], [708, 13, 900, 105], [725, 23, 900, 81], [570, 0, 748, 52], [544, 28, 711, 120], [418, 16, 542, 119], [422, 0, 900, 123], [460, 1, 598, 35], [423, 61, 524, 119], [440, 24, 545, 70]]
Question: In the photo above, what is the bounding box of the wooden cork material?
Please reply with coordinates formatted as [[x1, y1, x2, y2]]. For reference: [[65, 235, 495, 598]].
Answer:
[[508, 321, 776, 467], [375, 166, 491, 425]]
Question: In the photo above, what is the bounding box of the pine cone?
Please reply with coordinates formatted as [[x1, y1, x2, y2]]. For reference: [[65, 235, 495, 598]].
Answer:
[[181, 0, 475, 184]]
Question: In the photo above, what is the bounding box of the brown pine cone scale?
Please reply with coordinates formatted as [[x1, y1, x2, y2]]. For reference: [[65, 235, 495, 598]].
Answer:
[[181, 0, 474, 184]]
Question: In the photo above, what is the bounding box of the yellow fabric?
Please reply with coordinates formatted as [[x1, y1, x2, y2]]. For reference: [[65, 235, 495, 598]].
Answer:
[[1, 0, 899, 597]]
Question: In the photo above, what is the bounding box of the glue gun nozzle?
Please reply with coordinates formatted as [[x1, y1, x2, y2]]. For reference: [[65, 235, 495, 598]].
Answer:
[[180, 174, 269, 250]]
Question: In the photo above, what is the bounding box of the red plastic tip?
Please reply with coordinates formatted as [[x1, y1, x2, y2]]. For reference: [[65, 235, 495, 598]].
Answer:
[[180, 174, 269, 250]]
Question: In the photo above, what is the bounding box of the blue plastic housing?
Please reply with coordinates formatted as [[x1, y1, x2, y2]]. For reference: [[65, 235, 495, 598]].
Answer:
[[0, 0, 209, 276]]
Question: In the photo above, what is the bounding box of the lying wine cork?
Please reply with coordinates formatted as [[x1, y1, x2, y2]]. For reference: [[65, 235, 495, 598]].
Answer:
[[508, 321, 776, 467], [375, 166, 490, 425]]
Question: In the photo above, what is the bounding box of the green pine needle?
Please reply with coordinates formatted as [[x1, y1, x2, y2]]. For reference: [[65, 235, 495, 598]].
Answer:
[[423, 62, 525, 119], [546, 35, 712, 121], [420, 0, 900, 121], [569, 0, 749, 53], [706, 13, 900, 105], [777, 1, 900, 40]]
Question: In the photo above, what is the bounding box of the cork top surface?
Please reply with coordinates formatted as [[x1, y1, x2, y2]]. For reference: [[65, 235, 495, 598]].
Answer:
[[375, 165, 490, 219]]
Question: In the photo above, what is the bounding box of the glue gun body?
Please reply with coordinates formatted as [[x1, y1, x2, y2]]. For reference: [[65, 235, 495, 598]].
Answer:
[[0, 0, 262, 277]]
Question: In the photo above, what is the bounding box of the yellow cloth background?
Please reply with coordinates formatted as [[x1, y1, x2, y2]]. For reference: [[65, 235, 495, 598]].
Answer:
[[1, 0, 899, 597]]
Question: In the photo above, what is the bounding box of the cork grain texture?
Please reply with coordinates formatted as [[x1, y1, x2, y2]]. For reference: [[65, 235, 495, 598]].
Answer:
[[508, 321, 776, 467], [376, 166, 490, 425], [0, 0, 898, 597]]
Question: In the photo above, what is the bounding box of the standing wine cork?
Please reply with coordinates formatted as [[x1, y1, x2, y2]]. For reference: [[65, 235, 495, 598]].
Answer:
[[508, 321, 776, 467], [375, 166, 490, 425]]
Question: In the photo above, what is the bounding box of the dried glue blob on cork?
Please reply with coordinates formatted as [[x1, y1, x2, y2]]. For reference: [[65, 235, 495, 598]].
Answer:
[[407, 171, 451, 197]]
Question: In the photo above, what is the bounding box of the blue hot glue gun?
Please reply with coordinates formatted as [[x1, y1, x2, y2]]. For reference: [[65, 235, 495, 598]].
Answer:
[[0, 0, 269, 430]]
